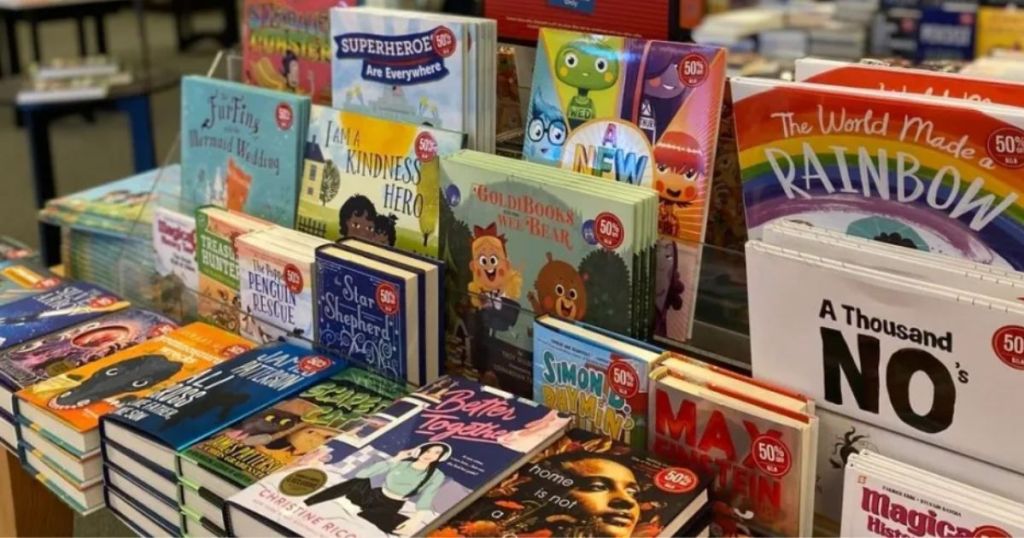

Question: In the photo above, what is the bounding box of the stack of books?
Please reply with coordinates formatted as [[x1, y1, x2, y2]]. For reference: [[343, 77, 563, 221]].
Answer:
[[178, 367, 408, 536], [315, 238, 444, 386], [12, 322, 248, 515], [151, 206, 201, 321], [0, 260, 61, 305], [329, 7, 496, 152], [17, 56, 131, 105], [99, 341, 345, 535]]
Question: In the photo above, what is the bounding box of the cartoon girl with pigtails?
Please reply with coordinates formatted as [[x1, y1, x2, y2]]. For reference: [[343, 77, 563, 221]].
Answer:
[[653, 131, 705, 237]]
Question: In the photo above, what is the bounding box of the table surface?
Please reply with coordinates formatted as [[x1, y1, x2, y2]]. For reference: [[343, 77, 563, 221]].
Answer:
[[0, 68, 180, 107]]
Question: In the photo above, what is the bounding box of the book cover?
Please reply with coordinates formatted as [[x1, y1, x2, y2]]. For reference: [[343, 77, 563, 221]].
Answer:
[[917, 2, 977, 62], [430, 428, 709, 538], [648, 370, 812, 537], [732, 77, 1024, 270], [532, 321, 654, 449], [237, 232, 322, 343], [525, 29, 725, 244], [196, 208, 274, 332], [153, 206, 200, 293], [329, 8, 467, 133], [181, 76, 310, 226], [226, 376, 570, 537], [746, 240, 1024, 476], [183, 367, 408, 489], [0, 283, 127, 352], [0, 261, 61, 306], [976, 5, 1024, 57], [294, 106, 465, 255], [315, 247, 410, 382], [0, 236, 33, 261], [440, 157, 647, 396], [0, 308, 177, 392], [104, 341, 346, 450], [16, 323, 253, 433], [242, 0, 354, 105], [484, 0, 671, 43]]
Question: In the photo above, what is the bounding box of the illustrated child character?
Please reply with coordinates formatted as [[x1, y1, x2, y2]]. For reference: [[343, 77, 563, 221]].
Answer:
[[305, 442, 452, 535], [372, 214, 399, 247], [527, 253, 588, 321], [467, 223, 522, 313], [524, 91, 568, 166], [654, 239, 685, 337], [282, 51, 301, 92], [339, 195, 379, 243], [653, 131, 704, 237], [555, 38, 620, 127]]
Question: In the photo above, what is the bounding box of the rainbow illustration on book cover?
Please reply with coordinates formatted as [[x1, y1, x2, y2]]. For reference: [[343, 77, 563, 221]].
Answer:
[[732, 78, 1024, 270], [525, 29, 726, 245]]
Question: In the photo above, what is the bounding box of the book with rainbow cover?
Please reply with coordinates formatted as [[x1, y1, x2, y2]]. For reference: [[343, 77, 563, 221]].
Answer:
[[733, 77, 1024, 270]]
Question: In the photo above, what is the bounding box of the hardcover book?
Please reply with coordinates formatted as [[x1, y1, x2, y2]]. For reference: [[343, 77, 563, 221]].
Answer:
[[152, 206, 199, 294], [746, 240, 1024, 476], [181, 76, 310, 226], [430, 428, 710, 538], [242, 0, 354, 105], [532, 316, 662, 449], [975, 4, 1024, 57], [0, 282, 127, 352], [15, 322, 253, 454], [484, 0, 672, 42], [294, 105, 466, 255], [224, 376, 571, 538], [0, 261, 61, 305], [732, 76, 1024, 269]]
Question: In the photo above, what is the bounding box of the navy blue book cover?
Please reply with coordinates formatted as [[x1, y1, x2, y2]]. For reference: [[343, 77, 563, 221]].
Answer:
[[227, 376, 571, 538], [0, 283, 127, 352], [316, 248, 413, 384], [102, 341, 347, 451], [917, 3, 977, 61]]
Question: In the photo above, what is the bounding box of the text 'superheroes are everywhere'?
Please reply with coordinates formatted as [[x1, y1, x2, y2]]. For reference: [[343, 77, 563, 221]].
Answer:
[[225, 376, 570, 537], [732, 77, 1024, 269]]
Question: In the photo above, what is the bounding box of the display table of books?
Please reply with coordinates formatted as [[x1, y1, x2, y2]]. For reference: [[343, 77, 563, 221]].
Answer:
[[4, 3, 1024, 538]]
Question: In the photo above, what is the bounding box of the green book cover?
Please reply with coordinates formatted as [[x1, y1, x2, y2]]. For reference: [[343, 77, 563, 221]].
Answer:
[[182, 367, 408, 489], [195, 207, 272, 332], [294, 105, 466, 256]]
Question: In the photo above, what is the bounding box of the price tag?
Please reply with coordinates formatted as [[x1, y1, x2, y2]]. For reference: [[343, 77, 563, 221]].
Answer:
[[376, 282, 400, 316], [679, 54, 709, 87], [415, 132, 438, 162], [608, 360, 639, 399], [284, 263, 304, 294], [594, 212, 624, 249], [987, 127, 1024, 169], [654, 467, 698, 493], [431, 27, 457, 58], [276, 103, 294, 130], [751, 435, 792, 477], [992, 325, 1024, 370]]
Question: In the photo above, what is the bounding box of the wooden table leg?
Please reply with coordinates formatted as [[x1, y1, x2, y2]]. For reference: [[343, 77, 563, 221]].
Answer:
[[0, 450, 74, 537]]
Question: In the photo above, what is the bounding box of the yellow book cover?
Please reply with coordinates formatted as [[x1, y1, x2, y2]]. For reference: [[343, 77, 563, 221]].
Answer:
[[16, 322, 254, 433], [976, 6, 1024, 57]]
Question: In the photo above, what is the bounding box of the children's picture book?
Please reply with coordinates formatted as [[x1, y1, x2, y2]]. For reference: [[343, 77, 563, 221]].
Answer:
[[732, 77, 1024, 270], [196, 207, 274, 332], [152, 206, 199, 293], [182, 367, 409, 492], [0, 261, 61, 306], [295, 106, 466, 255], [0, 308, 177, 406], [15, 322, 253, 451], [224, 376, 571, 538], [746, 240, 1024, 477], [484, 0, 671, 43], [917, 2, 976, 62], [242, 0, 354, 104], [440, 152, 656, 397], [976, 3, 1024, 57], [430, 427, 710, 538], [0, 283, 128, 352], [181, 76, 310, 227], [532, 316, 662, 449]]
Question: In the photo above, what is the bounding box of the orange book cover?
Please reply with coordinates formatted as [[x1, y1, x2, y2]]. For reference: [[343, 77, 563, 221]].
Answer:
[[16, 322, 254, 433]]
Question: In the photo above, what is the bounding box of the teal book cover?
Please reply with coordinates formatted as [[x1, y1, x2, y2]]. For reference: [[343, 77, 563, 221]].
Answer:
[[440, 157, 642, 397], [181, 76, 310, 227]]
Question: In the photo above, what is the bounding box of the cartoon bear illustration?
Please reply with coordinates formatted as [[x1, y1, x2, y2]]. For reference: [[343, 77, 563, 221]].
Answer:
[[528, 253, 588, 321]]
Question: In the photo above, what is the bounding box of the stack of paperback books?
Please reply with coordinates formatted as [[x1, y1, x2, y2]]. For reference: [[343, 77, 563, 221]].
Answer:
[[223, 376, 571, 537], [181, 76, 311, 227], [178, 367, 408, 536], [99, 341, 345, 535], [440, 150, 658, 397], [0, 260, 61, 305], [431, 428, 712, 538], [315, 238, 444, 386], [843, 452, 1024, 536], [17, 56, 131, 105], [329, 7, 496, 152], [13, 322, 249, 515], [294, 105, 466, 254]]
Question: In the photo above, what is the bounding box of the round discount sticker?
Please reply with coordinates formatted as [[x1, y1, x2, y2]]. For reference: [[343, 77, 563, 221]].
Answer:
[[992, 325, 1024, 370], [654, 467, 698, 494], [431, 27, 457, 58], [608, 360, 640, 399], [376, 282, 400, 316], [298, 355, 333, 374], [148, 323, 176, 338], [986, 127, 1024, 169], [415, 132, 438, 162], [751, 435, 792, 478], [284, 263, 304, 294], [973, 525, 1012, 538], [35, 277, 60, 289], [89, 296, 117, 309], [593, 212, 624, 249], [221, 344, 250, 358], [276, 103, 294, 131], [679, 54, 709, 87]]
